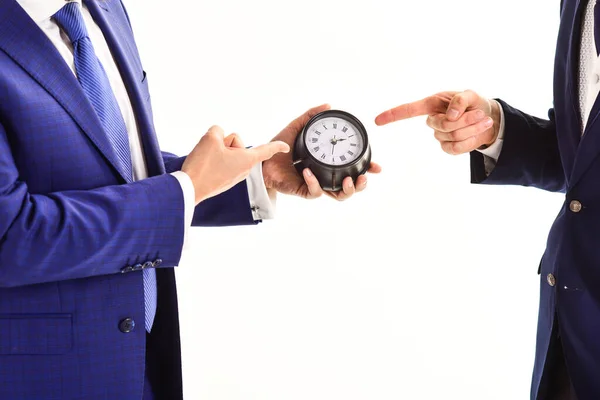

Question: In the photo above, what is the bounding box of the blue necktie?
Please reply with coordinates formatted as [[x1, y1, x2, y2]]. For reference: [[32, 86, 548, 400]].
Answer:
[[53, 3, 157, 332]]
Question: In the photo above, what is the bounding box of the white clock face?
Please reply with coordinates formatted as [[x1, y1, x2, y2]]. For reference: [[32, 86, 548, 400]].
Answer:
[[304, 117, 365, 166]]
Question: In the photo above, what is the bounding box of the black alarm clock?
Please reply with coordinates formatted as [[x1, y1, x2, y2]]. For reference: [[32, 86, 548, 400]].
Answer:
[[293, 110, 371, 191]]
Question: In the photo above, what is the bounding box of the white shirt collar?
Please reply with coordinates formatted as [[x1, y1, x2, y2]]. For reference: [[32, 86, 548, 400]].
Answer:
[[17, 0, 83, 23]]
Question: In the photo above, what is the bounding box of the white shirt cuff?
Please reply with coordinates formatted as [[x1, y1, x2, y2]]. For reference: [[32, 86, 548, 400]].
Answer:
[[170, 171, 195, 252], [476, 101, 505, 175], [246, 162, 276, 220]]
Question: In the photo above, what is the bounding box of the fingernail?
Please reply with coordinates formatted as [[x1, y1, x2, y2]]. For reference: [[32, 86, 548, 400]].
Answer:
[[484, 118, 494, 128], [361, 179, 367, 187], [447, 109, 459, 120], [346, 180, 354, 189], [305, 169, 313, 177]]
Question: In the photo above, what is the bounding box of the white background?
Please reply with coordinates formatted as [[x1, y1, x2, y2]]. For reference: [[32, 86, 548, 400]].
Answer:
[[124, 1, 563, 398]]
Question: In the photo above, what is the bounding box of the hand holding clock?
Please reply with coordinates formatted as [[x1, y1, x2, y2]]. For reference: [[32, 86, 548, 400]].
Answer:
[[262, 104, 382, 201]]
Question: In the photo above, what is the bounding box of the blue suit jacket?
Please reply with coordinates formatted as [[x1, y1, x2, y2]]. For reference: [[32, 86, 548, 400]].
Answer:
[[470, 1, 600, 399], [0, 0, 257, 399]]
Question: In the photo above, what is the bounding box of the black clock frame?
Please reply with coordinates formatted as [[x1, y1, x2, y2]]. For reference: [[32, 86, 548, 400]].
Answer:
[[293, 110, 372, 192]]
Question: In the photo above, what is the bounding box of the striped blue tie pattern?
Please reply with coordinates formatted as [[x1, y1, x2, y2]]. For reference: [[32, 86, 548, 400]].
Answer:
[[53, 3, 157, 332]]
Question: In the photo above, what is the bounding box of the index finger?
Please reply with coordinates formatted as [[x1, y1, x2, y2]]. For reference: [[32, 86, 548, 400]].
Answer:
[[249, 140, 290, 163], [375, 96, 447, 126]]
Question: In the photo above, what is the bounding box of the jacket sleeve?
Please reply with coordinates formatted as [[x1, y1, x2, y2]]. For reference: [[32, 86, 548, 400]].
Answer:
[[470, 99, 566, 193], [162, 152, 256, 227], [0, 124, 186, 288]]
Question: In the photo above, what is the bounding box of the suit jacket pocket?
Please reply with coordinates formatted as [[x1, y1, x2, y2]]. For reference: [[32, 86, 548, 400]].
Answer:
[[0, 314, 72, 355]]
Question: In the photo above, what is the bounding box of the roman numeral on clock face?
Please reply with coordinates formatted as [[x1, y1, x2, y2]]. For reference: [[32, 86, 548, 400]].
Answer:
[[311, 138, 318, 143], [342, 127, 348, 133], [347, 151, 354, 156], [333, 123, 338, 129], [350, 143, 357, 147], [321, 154, 326, 160], [340, 155, 347, 162], [313, 146, 320, 152]]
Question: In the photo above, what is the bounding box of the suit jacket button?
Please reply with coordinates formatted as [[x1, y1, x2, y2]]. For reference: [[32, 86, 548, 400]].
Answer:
[[132, 263, 144, 271], [143, 261, 153, 269], [152, 259, 163, 268], [547, 273, 556, 287], [569, 200, 582, 213], [119, 318, 135, 333]]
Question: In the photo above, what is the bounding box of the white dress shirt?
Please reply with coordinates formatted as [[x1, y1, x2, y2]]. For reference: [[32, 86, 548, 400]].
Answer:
[[15, 0, 276, 242], [478, 0, 600, 171]]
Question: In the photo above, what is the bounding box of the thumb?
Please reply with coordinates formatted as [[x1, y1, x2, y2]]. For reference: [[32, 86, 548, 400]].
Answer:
[[250, 140, 290, 162], [294, 104, 331, 129], [446, 90, 482, 121]]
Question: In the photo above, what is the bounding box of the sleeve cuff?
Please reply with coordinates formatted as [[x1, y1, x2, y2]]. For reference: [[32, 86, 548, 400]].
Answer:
[[246, 162, 276, 220], [170, 171, 195, 252]]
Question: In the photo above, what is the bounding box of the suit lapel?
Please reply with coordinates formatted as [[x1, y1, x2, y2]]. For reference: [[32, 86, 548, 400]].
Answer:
[[0, 0, 132, 183], [85, 0, 166, 177]]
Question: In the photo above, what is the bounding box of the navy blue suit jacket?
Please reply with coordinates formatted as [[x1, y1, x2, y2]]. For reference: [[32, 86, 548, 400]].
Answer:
[[0, 0, 256, 398], [471, 1, 600, 398]]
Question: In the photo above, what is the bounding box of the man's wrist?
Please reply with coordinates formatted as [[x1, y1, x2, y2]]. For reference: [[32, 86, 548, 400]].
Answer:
[[476, 100, 504, 164], [490, 99, 502, 143], [479, 99, 502, 149], [178, 169, 205, 205], [248, 162, 276, 220]]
